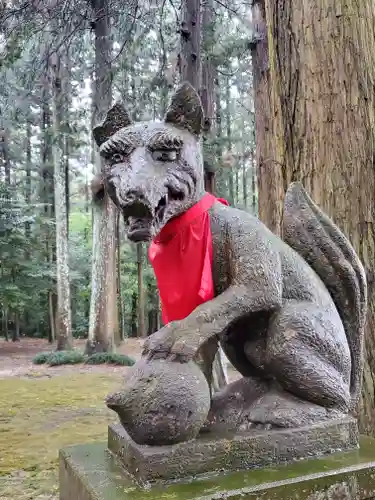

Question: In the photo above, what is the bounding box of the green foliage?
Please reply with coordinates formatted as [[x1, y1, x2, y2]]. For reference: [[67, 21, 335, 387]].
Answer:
[[86, 352, 135, 366], [32, 350, 85, 366], [48, 350, 86, 366], [32, 352, 52, 365]]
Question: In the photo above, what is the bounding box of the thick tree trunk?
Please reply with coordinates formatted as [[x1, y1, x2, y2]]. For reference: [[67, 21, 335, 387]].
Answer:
[[86, 0, 118, 354], [255, 0, 375, 433], [50, 47, 73, 351], [179, 0, 201, 91]]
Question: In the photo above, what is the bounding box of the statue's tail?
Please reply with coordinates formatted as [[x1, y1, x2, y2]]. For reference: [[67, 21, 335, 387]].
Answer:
[[282, 182, 367, 411]]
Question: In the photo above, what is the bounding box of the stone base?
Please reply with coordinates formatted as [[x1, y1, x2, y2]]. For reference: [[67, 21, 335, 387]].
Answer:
[[108, 417, 358, 483], [59, 437, 375, 499]]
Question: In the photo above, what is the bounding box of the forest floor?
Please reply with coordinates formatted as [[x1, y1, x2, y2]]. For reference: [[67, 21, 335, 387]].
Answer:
[[0, 338, 239, 499]]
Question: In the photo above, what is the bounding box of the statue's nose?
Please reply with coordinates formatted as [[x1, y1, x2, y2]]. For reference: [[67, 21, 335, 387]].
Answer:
[[124, 188, 147, 204]]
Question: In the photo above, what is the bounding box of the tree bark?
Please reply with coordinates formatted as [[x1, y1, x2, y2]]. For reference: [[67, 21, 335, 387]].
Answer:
[[25, 117, 32, 240], [86, 0, 118, 354], [255, 0, 375, 433], [40, 60, 57, 344], [179, 0, 201, 91], [136, 243, 146, 338], [131, 291, 137, 337], [225, 76, 234, 205], [116, 213, 125, 341], [50, 45, 73, 351], [200, 0, 215, 193], [251, 0, 283, 234]]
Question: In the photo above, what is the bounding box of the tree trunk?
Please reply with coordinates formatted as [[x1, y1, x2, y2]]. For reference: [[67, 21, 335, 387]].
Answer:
[[25, 117, 32, 240], [251, 0, 283, 234], [136, 243, 146, 338], [48, 291, 56, 343], [50, 46, 73, 351], [41, 62, 57, 344], [63, 45, 71, 233], [225, 76, 234, 205], [1, 128, 11, 187], [255, 0, 375, 433], [116, 213, 125, 341], [214, 72, 226, 198], [12, 312, 20, 342], [3, 307, 8, 341], [200, 0, 215, 193], [86, 0, 118, 354], [131, 292, 137, 337], [179, 0, 201, 90]]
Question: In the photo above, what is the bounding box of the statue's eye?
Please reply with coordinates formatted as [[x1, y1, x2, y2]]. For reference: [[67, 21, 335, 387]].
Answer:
[[111, 153, 125, 164], [151, 150, 178, 162]]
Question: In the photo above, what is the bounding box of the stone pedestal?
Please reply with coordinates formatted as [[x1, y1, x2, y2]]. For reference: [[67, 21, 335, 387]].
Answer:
[[60, 436, 375, 499], [107, 417, 359, 483], [59, 417, 375, 499]]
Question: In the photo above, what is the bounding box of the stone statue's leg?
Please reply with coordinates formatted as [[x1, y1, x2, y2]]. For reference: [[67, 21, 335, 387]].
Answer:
[[203, 301, 352, 433], [200, 375, 269, 433], [265, 300, 351, 410]]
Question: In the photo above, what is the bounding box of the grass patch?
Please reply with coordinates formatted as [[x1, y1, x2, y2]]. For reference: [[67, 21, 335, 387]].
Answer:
[[86, 352, 135, 366], [0, 372, 123, 498], [32, 350, 85, 366]]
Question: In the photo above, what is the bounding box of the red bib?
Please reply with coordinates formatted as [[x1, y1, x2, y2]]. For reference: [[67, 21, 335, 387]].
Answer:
[[148, 193, 228, 324]]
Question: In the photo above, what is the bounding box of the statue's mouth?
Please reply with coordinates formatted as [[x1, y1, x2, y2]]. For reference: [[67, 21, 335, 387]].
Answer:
[[124, 190, 183, 242]]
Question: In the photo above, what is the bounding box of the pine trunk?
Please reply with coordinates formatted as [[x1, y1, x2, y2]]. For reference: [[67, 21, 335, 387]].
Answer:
[[86, 0, 118, 354], [255, 0, 375, 433], [50, 46, 73, 351]]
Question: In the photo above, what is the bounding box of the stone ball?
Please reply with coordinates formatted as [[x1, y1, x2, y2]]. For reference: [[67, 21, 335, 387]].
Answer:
[[106, 358, 211, 446]]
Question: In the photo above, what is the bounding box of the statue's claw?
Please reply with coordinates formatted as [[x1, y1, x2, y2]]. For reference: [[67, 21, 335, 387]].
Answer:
[[142, 322, 198, 362]]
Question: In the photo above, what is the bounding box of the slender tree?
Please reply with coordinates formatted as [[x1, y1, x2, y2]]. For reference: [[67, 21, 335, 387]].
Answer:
[[86, 0, 119, 354], [200, 0, 216, 193], [50, 42, 73, 351]]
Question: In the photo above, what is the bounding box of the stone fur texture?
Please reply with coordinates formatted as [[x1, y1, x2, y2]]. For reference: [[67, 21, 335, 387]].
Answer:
[[93, 82, 367, 443]]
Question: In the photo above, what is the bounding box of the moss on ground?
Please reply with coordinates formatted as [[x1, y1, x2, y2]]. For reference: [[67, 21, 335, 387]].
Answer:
[[0, 372, 123, 499]]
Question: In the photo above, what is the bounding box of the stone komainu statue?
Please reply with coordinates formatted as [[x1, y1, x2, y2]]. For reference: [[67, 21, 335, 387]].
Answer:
[[92, 82, 366, 439]]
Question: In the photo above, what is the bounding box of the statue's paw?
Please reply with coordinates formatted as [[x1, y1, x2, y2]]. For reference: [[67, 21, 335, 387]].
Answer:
[[142, 322, 198, 363], [142, 323, 178, 360]]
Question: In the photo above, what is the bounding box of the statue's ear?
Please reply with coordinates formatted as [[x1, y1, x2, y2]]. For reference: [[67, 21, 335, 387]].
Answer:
[[92, 102, 132, 147], [165, 82, 203, 136]]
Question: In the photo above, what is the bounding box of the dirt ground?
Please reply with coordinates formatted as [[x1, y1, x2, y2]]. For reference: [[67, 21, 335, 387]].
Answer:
[[0, 337, 238, 499], [0, 337, 144, 378]]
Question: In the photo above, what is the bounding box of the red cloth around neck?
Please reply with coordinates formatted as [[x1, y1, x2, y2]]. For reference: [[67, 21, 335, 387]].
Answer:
[[148, 193, 229, 324]]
